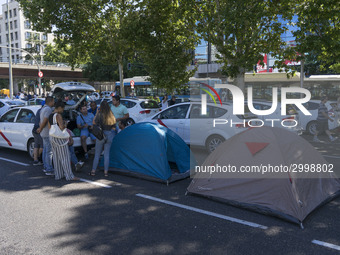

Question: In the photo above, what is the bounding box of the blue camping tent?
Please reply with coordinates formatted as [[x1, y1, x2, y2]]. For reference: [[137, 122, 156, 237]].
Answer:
[[102, 122, 196, 183]]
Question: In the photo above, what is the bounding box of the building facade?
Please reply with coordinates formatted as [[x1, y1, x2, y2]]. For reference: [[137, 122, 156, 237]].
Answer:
[[0, 0, 54, 63]]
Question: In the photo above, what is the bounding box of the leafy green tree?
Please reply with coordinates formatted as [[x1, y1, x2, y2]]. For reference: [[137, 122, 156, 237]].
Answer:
[[292, 0, 339, 67], [131, 0, 199, 93], [43, 44, 71, 64], [18, 0, 139, 97], [196, 0, 289, 91]]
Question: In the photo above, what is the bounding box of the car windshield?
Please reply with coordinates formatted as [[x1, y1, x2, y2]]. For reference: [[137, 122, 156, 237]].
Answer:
[[140, 100, 159, 109]]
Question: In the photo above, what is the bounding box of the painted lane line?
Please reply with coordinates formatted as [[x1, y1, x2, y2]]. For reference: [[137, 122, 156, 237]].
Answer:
[[0, 157, 30, 166], [79, 178, 112, 188], [312, 240, 340, 251], [136, 193, 268, 230], [323, 155, 340, 159]]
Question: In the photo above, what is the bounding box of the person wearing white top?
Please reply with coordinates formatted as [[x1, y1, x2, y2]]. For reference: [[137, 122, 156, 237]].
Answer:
[[161, 95, 168, 110]]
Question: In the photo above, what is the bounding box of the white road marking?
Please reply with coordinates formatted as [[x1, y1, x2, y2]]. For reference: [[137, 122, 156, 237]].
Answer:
[[0, 157, 30, 166], [312, 240, 340, 251], [323, 155, 340, 159], [79, 178, 112, 188], [136, 193, 268, 230]]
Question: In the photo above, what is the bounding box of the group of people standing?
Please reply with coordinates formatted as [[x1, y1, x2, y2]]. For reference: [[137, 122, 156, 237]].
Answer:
[[32, 95, 129, 181]]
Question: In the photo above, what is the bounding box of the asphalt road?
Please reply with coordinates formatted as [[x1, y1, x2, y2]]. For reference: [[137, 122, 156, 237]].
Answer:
[[0, 134, 340, 255]]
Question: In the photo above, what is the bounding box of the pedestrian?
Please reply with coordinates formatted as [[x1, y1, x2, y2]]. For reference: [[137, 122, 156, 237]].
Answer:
[[48, 101, 79, 181], [169, 96, 176, 106], [66, 95, 76, 105], [89, 101, 116, 177], [161, 95, 168, 110], [65, 121, 84, 171], [110, 95, 129, 132], [88, 101, 98, 116], [37, 96, 55, 175], [77, 105, 96, 159], [32, 103, 44, 166], [313, 96, 338, 142]]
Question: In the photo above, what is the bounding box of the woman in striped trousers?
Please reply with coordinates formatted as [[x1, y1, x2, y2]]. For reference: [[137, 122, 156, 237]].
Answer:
[[48, 101, 79, 181]]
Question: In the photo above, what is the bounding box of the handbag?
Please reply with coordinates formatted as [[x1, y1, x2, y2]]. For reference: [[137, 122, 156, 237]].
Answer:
[[89, 124, 104, 140], [49, 113, 70, 140]]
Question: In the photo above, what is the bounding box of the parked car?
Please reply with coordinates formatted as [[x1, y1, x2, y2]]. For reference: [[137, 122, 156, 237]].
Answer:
[[246, 100, 303, 135], [140, 102, 258, 152], [26, 98, 45, 106], [0, 99, 13, 117], [5, 99, 26, 106], [298, 100, 340, 135], [108, 98, 161, 125]]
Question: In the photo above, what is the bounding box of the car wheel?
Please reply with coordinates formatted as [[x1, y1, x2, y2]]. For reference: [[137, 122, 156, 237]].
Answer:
[[126, 118, 135, 126], [306, 121, 317, 135], [27, 138, 35, 159], [206, 135, 225, 153]]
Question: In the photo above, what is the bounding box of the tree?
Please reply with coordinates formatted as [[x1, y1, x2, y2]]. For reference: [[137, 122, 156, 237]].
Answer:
[[292, 0, 339, 68], [196, 0, 290, 91], [132, 0, 200, 93], [18, 0, 139, 97], [43, 44, 71, 64]]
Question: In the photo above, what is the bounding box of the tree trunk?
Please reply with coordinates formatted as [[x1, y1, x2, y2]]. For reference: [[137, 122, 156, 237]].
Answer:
[[118, 56, 125, 97], [234, 68, 246, 92]]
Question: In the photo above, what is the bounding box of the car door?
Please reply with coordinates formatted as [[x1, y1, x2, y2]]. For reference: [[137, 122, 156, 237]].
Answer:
[[11, 108, 36, 150], [0, 108, 20, 149], [154, 104, 190, 141]]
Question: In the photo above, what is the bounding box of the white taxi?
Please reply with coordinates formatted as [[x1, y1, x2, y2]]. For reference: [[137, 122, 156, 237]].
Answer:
[[140, 102, 257, 152], [0, 82, 96, 158]]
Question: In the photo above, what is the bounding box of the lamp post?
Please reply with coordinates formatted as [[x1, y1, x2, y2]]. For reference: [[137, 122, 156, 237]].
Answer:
[[7, 0, 13, 99]]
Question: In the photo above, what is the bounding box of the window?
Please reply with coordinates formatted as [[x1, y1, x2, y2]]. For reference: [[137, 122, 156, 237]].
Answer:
[[157, 104, 190, 120], [42, 34, 47, 41], [14, 20, 17, 29], [140, 100, 159, 109], [6, 34, 9, 42], [5, 23, 8, 31], [34, 33, 40, 40], [120, 100, 137, 108], [10, 21, 13, 30], [26, 43, 32, 49], [0, 109, 19, 122], [189, 105, 227, 119], [5, 11, 7, 19], [24, 20, 31, 29], [0, 37, 2, 44], [9, 10, 12, 18], [36, 44, 40, 52], [15, 43, 19, 51], [0, 48, 2, 55], [13, 8, 17, 17], [15, 32, 18, 40], [0, 101, 4, 108], [16, 109, 35, 123], [10, 33, 13, 41], [16, 54, 19, 60], [25, 32, 31, 39]]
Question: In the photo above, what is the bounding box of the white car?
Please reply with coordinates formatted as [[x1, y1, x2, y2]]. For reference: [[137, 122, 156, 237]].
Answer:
[[26, 98, 46, 106], [299, 100, 340, 134], [0, 99, 13, 117], [110, 98, 161, 125], [141, 102, 257, 152], [246, 100, 303, 135], [0, 105, 94, 158]]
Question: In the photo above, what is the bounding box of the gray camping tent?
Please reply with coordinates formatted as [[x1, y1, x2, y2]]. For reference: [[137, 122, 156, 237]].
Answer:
[[187, 127, 340, 226]]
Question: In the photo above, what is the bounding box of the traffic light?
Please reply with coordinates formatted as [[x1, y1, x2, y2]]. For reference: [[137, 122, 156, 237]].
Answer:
[[41, 78, 45, 87], [35, 80, 39, 88], [127, 63, 131, 70]]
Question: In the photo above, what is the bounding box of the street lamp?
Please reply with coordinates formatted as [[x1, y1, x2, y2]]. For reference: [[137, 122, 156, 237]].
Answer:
[[7, 0, 13, 99]]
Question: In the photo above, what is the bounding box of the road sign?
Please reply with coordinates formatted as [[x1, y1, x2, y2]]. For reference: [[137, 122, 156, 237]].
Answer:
[[130, 80, 135, 89], [38, 71, 43, 78]]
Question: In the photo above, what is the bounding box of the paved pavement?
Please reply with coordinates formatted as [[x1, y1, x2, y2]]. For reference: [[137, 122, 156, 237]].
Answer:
[[0, 134, 339, 255]]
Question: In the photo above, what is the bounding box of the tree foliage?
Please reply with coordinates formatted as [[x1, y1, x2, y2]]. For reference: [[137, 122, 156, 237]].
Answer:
[[196, 0, 290, 90], [131, 0, 200, 92]]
